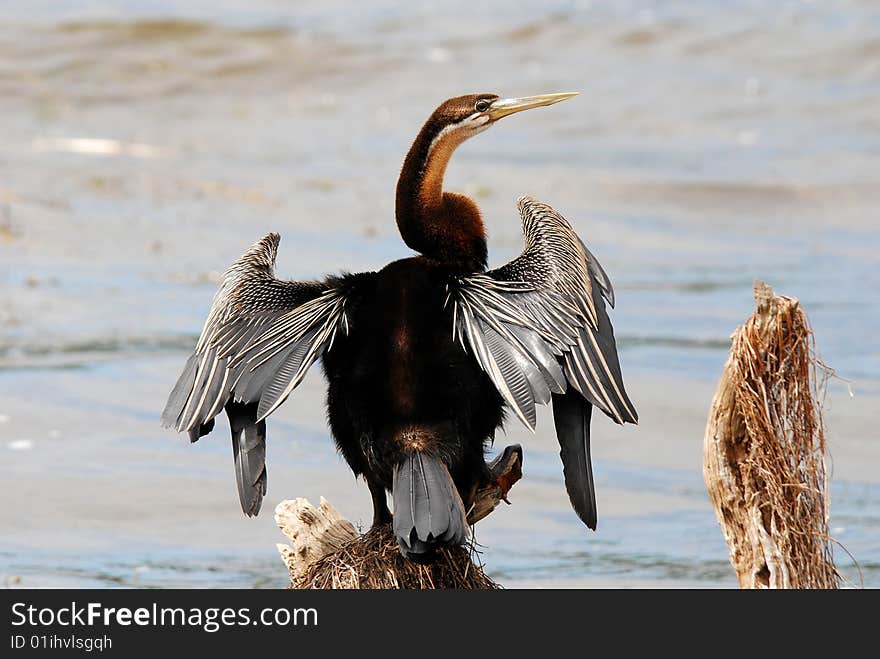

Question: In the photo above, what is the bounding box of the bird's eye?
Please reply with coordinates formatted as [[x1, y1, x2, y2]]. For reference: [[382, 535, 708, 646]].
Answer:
[[474, 99, 490, 113]]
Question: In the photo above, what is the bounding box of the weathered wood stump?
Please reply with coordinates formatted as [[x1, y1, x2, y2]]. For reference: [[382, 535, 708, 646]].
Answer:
[[276, 445, 522, 589], [703, 281, 839, 588]]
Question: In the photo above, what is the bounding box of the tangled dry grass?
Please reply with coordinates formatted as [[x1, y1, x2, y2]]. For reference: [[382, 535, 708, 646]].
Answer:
[[704, 281, 840, 588], [291, 523, 500, 590]]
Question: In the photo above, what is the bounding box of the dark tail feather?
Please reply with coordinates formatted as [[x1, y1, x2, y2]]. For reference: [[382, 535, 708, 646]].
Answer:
[[552, 389, 597, 530], [392, 452, 467, 559], [226, 402, 267, 517]]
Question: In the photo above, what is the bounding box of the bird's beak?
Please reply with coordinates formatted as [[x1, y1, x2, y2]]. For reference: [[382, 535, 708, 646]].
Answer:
[[486, 92, 578, 122]]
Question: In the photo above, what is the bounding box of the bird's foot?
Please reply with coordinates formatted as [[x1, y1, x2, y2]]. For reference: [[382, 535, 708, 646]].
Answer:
[[467, 444, 523, 525]]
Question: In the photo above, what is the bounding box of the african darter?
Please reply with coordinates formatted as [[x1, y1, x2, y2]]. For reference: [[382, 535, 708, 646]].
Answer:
[[162, 92, 638, 559]]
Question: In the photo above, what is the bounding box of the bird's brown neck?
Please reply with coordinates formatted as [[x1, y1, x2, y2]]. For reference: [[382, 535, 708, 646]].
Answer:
[[395, 120, 487, 272]]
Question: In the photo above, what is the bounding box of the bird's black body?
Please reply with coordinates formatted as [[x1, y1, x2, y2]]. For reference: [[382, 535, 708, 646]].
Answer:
[[323, 258, 504, 527], [162, 92, 637, 561]]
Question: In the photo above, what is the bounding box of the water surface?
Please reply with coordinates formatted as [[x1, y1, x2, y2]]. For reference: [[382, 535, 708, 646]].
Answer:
[[1, 0, 878, 588]]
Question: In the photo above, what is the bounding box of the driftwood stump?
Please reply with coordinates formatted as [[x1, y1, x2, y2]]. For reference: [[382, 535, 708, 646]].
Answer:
[[703, 281, 839, 588], [276, 445, 522, 589]]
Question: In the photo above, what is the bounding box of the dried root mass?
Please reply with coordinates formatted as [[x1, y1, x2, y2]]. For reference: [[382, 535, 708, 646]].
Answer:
[[294, 524, 499, 590], [276, 497, 499, 590]]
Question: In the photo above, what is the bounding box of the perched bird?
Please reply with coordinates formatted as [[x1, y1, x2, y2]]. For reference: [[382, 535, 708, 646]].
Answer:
[[161, 92, 637, 559]]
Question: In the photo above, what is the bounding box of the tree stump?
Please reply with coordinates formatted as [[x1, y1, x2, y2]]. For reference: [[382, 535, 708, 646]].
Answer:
[[703, 281, 839, 588], [276, 445, 522, 589]]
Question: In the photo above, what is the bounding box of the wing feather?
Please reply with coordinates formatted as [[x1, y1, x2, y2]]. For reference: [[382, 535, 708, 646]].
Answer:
[[450, 196, 637, 427], [161, 232, 363, 435]]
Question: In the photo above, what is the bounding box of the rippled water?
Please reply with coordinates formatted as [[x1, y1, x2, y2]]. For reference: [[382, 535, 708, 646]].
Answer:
[[1, 1, 878, 588]]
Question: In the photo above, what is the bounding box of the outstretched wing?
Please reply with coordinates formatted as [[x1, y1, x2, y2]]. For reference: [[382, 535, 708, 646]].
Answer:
[[451, 196, 637, 428], [161, 232, 366, 516], [449, 196, 637, 528]]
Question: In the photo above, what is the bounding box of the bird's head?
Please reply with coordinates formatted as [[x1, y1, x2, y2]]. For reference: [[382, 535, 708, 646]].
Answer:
[[423, 92, 579, 149], [396, 91, 578, 269]]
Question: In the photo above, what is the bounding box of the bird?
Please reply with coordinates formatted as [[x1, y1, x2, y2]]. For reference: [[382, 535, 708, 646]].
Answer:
[[161, 92, 638, 560]]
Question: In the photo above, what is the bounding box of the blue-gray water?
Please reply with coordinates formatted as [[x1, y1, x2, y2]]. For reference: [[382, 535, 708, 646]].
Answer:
[[0, 0, 877, 588]]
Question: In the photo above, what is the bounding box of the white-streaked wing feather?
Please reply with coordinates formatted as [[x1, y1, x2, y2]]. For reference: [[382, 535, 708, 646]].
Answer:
[[450, 196, 637, 427], [161, 232, 351, 434]]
